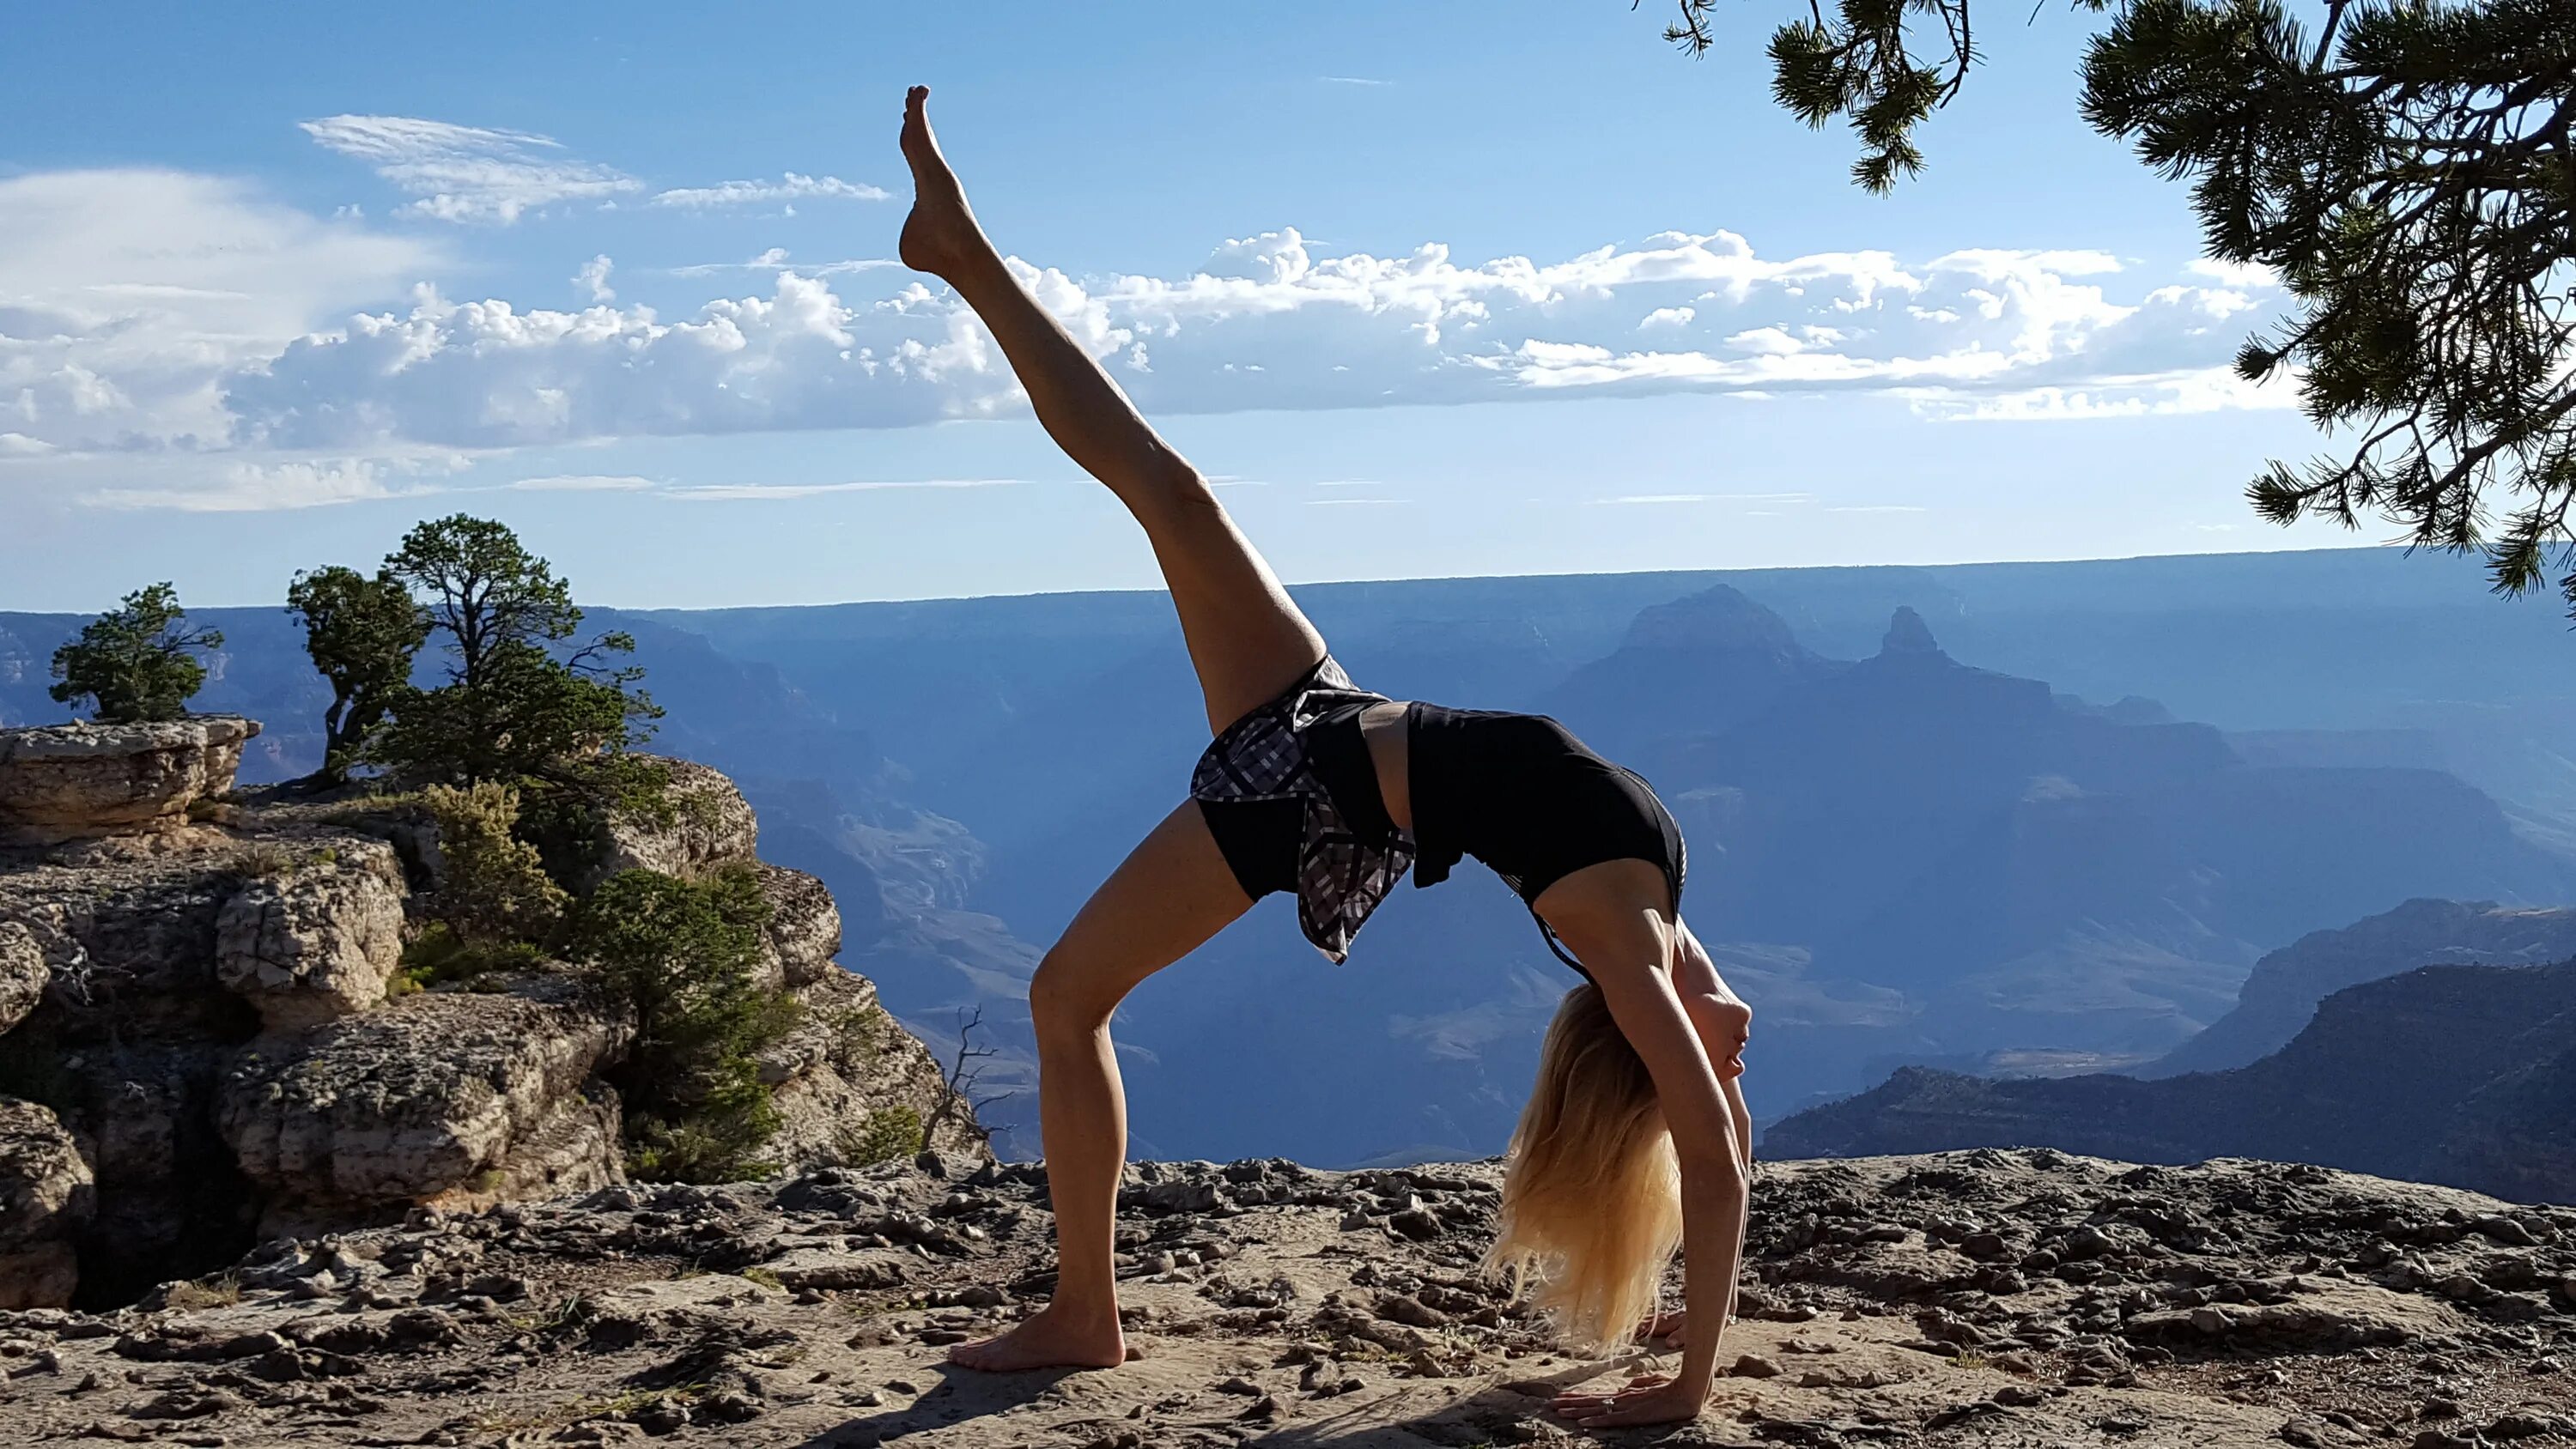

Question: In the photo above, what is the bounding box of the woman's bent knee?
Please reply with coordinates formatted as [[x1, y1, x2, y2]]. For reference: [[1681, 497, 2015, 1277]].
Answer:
[[1030, 949, 1121, 1035]]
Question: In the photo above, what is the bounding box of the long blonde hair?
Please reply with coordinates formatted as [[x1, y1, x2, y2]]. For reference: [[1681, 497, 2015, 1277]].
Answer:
[[1485, 981, 1680, 1352]]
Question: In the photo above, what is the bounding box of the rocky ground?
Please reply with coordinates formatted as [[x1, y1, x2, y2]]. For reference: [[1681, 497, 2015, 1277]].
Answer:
[[1, 1149, 2571, 1448]]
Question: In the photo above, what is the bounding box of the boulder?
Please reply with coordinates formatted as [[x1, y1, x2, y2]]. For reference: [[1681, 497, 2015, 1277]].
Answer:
[[0, 717, 258, 846], [0, 1096, 94, 1308], [581, 757, 757, 889], [755, 862, 841, 989], [0, 919, 45, 1035], [214, 841, 408, 1032], [218, 975, 631, 1223]]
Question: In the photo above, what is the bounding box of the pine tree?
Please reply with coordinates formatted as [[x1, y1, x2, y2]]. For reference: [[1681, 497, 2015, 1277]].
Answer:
[[48, 583, 224, 724], [287, 566, 427, 784], [1650, 0, 2576, 612]]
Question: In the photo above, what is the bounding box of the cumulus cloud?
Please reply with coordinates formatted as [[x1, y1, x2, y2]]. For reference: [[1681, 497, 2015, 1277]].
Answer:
[[4, 173, 2300, 514], [301, 115, 641, 224], [0, 169, 435, 457], [574, 255, 616, 303], [649, 173, 890, 210], [218, 226, 2291, 452]]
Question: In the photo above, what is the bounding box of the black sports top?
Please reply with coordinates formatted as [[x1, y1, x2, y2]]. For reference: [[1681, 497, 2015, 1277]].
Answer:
[[1191, 659, 1686, 973], [1404, 702, 1686, 925]]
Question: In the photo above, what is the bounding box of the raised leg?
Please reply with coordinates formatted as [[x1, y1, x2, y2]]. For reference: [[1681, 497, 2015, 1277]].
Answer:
[[947, 801, 1254, 1371], [897, 86, 1326, 733]]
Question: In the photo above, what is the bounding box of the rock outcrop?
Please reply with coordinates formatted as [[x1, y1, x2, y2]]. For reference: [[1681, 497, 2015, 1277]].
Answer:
[[0, 1098, 89, 1310], [0, 721, 984, 1309], [0, 920, 41, 1036], [217, 973, 634, 1234], [581, 756, 762, 890], [210, 842, 408, 1032], [0, 1150, 2568, 1446], [0, 716, 258, 846]]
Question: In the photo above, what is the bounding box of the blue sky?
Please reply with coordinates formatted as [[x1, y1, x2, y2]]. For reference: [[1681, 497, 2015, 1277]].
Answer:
[[1, 0, 2357, 610]]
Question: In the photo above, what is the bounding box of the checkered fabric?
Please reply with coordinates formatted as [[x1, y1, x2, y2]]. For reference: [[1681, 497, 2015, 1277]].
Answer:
[[1190, 657, 1415, 962]]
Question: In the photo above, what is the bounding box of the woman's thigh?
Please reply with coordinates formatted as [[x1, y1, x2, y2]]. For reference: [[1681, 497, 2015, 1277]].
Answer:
[[1031, 798, 1259, 1028], [1133, 486, 1328, 734]]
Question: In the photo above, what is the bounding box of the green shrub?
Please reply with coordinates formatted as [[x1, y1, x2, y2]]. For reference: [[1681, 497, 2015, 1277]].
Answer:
[[569, 867, 799, 1184], [836, 1106, 925, 1168], [394, 921, 548, 991], [421, 782, 568, 950], [823, 1004, 887, 1076]]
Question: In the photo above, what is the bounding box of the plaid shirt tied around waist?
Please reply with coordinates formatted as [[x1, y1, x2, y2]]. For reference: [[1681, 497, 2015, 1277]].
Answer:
[[1188, 658, 1414, 962]]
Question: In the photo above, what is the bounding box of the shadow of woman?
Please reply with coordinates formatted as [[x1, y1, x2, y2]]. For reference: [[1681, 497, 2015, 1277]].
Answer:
[[783, 1360, 1098, 1447], [787, 1357, 1653, 1448]]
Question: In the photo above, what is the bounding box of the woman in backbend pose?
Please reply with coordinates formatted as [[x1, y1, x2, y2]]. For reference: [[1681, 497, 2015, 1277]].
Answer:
[[896, 87, 1755, 1429]]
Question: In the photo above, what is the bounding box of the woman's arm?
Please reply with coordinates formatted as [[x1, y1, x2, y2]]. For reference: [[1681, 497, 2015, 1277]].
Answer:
[[1547, 925, 1749, 1428], [1674, 919, 1753, 1165]]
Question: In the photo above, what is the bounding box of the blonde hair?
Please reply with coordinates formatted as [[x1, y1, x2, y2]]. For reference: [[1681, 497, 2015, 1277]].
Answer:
[[1485, 982, 1680, 1352]]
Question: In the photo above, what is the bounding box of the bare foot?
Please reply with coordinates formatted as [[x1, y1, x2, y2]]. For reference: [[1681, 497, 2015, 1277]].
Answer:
[[897, 85, 983, 280], [1638, 1308, 1687, 1348], [945, 1303, 1127, 1372]]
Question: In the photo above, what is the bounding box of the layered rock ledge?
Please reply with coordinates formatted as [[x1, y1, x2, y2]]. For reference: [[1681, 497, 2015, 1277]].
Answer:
[[0, 721, 985, 1311], [0, 716, 258, 846]]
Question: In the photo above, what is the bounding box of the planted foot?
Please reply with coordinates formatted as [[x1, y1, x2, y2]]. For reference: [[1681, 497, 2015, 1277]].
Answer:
[[897, 85, 983, 280], [945, 1304, 1127, 1372], [1639, 1308, 1687, 1348]]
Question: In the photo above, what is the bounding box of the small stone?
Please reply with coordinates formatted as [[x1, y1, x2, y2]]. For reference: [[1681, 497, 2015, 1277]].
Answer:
[[1728, 1353, 1783, 1379]]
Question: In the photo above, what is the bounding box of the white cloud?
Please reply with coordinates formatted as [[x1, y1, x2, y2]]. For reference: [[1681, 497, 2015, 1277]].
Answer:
[[0, 169, 436, 459], [506, 473, 654, 492], [1724, 325, 1804, 355], [301, 115, 640, 225], [1320, 76, 1392, 86], [1593, 491, 1813, 506], [212, 225, 2291, 451], [3, 176, 2302, 509], [1638, 306, 1695, 330], [85, 458, 430, 512], [669, 248, 902, 279], [662, 477, 1024, 501], [574, 255, 615, 303], [2185, 258, 2281, 289], [649, 173, 890, 210]]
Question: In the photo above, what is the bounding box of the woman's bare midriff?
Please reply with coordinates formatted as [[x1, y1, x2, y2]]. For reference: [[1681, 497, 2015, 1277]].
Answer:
[[1360, 700, 1414, 834]]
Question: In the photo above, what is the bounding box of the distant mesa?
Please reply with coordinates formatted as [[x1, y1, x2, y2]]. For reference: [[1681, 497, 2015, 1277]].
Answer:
[[1764, 955, 2576, 1203], [1619, 584, 1815, 659], [2147, 898, 2576, 1078]]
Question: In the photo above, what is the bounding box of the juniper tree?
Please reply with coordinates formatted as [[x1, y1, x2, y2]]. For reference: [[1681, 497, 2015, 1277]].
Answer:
[[569, 867, 799, 1183], [372, 515, 660, 785], [286, 566, 427, 784], [48, 583, 223, 724], [1649, 0, 2576, 613]]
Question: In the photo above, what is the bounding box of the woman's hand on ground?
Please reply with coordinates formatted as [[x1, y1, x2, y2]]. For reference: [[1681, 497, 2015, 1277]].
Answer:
[[1549, 1373, 1708, 1428]]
